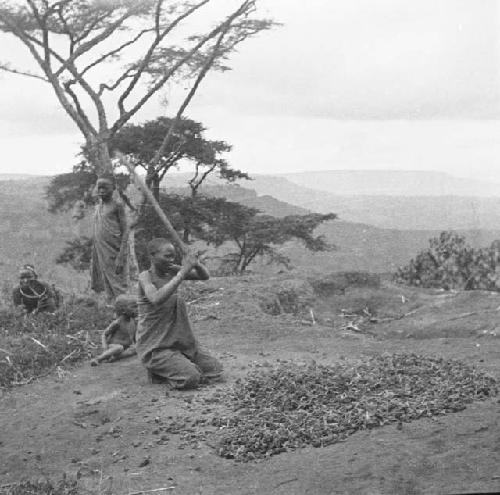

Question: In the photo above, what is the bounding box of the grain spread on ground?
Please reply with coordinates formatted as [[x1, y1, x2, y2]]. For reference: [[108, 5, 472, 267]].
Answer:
[[211, 353, 497, 461]]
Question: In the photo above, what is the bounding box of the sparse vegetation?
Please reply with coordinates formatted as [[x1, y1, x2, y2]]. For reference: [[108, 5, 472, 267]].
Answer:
[[0, 298, 111, 388], [4, 475, 78, 495]]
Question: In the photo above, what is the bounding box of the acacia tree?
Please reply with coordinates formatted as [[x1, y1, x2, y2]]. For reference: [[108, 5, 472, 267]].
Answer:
[[104, 116, 248, 200], [198, 201, 338, 272], [0, 0, 275, 174]]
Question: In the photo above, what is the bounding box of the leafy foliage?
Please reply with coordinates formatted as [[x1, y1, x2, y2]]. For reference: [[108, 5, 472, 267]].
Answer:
[[55, 236, 93, 272], [395, 231, 500, 290], [197, 202, 337, 272], [212, 354, 497, 461], [134, 192, 336, 272], [46, 169, 97, 213]]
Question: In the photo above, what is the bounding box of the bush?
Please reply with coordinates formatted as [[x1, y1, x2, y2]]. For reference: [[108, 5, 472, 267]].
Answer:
[[0, 298, 113, 388], [55, 237, 93, 272], [395, 231, 500, 291]]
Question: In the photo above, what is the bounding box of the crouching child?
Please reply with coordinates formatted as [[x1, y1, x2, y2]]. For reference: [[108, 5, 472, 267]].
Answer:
[[91, 295, 137, 366]]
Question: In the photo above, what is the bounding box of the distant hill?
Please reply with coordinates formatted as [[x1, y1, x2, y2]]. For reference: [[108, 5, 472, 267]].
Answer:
[[0, 174, 48, 181], [165, 183, 309, 218], [248, 176, 500, 230], [163, 181, 500, 273], [278, 170, 500, 197]]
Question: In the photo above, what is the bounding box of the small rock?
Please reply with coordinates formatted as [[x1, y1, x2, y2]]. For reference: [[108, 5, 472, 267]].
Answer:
[[138, 457, 150, 467]]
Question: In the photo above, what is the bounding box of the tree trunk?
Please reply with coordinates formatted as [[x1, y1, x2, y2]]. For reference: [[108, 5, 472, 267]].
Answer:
[[146, 169, 161, 201], [87, 136, 113, 174]]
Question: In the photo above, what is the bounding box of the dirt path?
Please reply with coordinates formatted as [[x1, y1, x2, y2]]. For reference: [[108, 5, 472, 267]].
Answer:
[[2, 288, 500, 494]]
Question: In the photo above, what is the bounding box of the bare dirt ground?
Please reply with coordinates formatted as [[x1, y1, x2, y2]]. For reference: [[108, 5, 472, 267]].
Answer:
[[1, 276, 500, 495]]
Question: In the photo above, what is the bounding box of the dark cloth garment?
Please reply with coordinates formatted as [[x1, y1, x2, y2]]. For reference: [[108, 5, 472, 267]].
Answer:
[[107, 317, 136, 349], [90, 202, 128, 300], [136, 269, 222, 389], [12, 281, 57, 313], [147, 347, 223, 389]]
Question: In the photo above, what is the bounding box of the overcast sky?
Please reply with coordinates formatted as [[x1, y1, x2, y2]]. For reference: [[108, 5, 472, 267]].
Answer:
[[1, 0, 500, 181]]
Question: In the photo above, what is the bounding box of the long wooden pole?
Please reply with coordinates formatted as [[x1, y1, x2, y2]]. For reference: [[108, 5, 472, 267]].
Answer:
[[118, 153, 189, 256]]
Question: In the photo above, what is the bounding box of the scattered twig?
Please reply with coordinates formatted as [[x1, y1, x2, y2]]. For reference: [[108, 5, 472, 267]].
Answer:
[[309, 308, 316, 325], [443, 311, 477, 322], [30, 337, 50, 352], [274, 477, 298, 488], [60, 349, 78, 363], [125, 487, 176, 495]]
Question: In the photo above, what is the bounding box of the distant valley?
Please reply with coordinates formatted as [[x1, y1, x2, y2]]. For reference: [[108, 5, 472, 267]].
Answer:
[[3, 172, 500, 281]]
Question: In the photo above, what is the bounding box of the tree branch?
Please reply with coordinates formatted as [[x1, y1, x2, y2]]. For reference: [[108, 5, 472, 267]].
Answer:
[[63, 80, 96, 136], [113, 0, 253, 133], [149, 28, 228, 171], [117, 0, 210, 115], [54, 9, 133, 78], [0, 62, 48, 82], [0, 9, 96, 139], [81, 28, 151, 78]]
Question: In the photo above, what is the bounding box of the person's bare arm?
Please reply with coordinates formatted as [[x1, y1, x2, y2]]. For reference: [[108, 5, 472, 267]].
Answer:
[[115, 202, 129, 274], [139, 254, 198, 306], [102, 320, 119, 349]]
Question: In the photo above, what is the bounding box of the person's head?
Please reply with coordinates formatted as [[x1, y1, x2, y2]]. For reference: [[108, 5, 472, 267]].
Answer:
[[96, 174, 115, 201], [19, 264, 37, 288], [147, 238, 177, 272], [114, 294, 137, 318]]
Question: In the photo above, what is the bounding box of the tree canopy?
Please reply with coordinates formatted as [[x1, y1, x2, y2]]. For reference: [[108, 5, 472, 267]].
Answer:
[[0, 0, 275, 172]]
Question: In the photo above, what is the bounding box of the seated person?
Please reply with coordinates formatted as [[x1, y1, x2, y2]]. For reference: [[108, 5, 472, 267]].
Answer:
[[91, 294, 137, 366], [12, 264, 59, 314]]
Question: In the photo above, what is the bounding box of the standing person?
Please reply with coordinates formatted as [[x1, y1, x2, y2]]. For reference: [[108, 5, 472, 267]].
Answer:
[[12, 264, 58, 314], [90, 174, 128, 300], [90, 294, 137, 366], [136, 238, 223, 390]]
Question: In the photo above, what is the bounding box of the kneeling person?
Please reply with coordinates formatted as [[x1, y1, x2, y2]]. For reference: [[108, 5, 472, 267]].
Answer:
[[91, 295, 137, 366], [136, 238, 222, 389]]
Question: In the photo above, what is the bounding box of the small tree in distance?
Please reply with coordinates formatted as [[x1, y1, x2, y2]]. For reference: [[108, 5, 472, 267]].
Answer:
[[198, 201, 337, 273]]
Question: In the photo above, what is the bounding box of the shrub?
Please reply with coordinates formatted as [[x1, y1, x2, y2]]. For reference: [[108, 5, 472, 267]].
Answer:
[[395, 231, 500, 291]]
